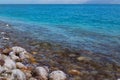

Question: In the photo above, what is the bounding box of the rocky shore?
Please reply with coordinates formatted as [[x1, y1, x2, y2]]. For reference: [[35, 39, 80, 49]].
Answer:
[[0, 46, 67, 80], [0, 21, 120, 80]]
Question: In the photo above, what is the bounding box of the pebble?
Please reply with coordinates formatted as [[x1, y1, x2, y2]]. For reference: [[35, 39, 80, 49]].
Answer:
[[16, 62, 27, 69], [19, 52, 27, 60], [1, 32, 6, 35], [6, 24, 9, 27], [35, 66, 49, 80], [3, 48, 11, 55], [32, 52, 37, 55], [11, 69, 26, 80], [2, 37, 9, 40], [68, 69, 81, 76], [9, 52, 20, 61], [4, 57, 16, 70], [49, 70, 66, 80], [77, 56, 92, 62], [12, 46, 26, 53]]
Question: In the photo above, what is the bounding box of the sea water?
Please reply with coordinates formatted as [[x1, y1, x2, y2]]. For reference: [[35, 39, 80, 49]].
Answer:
[[0, 4, 120, 54]]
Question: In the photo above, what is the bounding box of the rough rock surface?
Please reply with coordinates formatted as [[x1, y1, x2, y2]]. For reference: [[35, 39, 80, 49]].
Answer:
[[0, 46, 67, 80]]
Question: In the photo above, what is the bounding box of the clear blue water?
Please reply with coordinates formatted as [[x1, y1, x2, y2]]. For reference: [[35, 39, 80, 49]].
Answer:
[[0, 4, 120, 54]]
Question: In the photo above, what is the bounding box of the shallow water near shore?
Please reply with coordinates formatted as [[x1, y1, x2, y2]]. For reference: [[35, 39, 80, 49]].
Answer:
[[0, 19, 120, 80], [0, 4, 120, 55]]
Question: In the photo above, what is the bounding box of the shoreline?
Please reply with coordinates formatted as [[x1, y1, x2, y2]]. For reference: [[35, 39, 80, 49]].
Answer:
[[0, 21, 120, 79]]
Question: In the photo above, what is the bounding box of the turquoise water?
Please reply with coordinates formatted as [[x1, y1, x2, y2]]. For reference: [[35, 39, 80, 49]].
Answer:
[[0, 4, 120, 54]]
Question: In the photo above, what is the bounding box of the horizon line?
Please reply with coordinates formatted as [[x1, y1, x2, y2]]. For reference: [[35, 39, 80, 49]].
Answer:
[[0, 3, 120, 5]]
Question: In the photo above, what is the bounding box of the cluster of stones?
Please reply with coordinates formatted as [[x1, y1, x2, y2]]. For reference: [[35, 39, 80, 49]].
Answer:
[[0, 46, 67, 80]]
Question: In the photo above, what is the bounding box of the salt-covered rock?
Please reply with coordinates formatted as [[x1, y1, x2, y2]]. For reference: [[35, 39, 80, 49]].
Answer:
[[11, 69, 26, 80], [49, 70, 66, 80], [12, 46, 26, 53], [16, 62, 27, 69], [2, 36, 9, 40], [9, 52, 20, 61], [4, 57, 16, 70], [1, 32, 6, 35], [30, 77, 37, 80], [35, 66, 49, 80], [0, 66, 5, 73], [19, 51, 27, 60], [25, 71, 32, 79]]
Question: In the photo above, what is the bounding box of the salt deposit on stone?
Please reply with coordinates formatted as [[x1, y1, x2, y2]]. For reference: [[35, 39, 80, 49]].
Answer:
[[9, 52, 20, 61], [35, 66, 49, 80], [49, 70, 67, 80], [11, 69, 26, 80], [12, 46, 26, 53], [0, 46, 67, 80], [4, 57, 16, 70]]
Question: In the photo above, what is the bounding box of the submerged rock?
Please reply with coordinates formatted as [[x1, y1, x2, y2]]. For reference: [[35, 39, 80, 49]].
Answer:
[[11, 69, 26, 80], [77, 56, 92, 62], [2, 37, 9, 40], [19, 51, 27, 60], [49, 70, 66, 80], [68, 69, 81, 76], [12, 46, 26, 53], [6, 24, 9, 27], [35, 66, 49, 80], [4, 57, 16, 70], [9, 52, 20, 61], [16, 62, 27, 69]]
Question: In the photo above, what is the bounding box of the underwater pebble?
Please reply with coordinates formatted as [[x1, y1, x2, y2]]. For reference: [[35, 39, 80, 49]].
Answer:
[[2, 37, 9, 40], [19, 51, 27, 60], [77, 56, 92, 62], [49, 70, 66, 80], [6, 24, 9, 27], [12, 46, 26, 53], [11, 69, 26, 80], [68, 69, 81, 76], [35, 66, 49, 80], [1, 32, 6, 35]]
